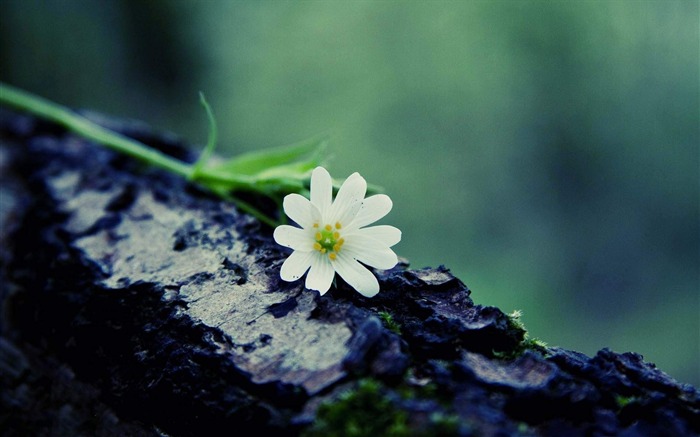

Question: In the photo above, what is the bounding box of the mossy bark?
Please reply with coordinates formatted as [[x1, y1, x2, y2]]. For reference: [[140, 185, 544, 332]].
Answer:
[[1, 109, 697, 436]]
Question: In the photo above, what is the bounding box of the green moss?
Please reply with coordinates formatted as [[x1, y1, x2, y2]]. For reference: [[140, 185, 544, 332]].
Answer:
[[517, 422, 531, 434], [304, 378, 462, 437], [396, 370, 440, 402], [303, 379, 410, 436], [507, 310, 526, 331], [494, 310, 548, 360], [615, 394, 640, 409], [397, 380, 439, 401], [378, 311, 402, 335], [427, 412, 462, 435]]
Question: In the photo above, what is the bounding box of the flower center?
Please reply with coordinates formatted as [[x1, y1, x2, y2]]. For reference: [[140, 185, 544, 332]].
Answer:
[[313, 222, 344, 261]]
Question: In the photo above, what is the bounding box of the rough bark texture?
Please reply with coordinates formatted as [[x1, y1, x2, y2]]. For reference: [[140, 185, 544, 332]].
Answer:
[[0, 109, 698, 436]]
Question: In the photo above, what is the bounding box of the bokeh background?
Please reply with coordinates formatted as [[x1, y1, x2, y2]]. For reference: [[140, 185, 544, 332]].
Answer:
[[1, 1, 698, 386]]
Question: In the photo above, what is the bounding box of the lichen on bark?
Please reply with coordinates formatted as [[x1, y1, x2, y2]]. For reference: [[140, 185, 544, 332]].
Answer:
[[1, 109, 697, 436]]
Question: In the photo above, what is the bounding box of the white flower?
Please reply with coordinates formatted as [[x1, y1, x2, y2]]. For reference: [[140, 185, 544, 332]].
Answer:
[[273, 166, 401, 297]]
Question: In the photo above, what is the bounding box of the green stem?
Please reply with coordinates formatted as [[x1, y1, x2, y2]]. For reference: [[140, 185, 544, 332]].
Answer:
[[194, 168, 257, 188], [0, 82, 323, 228], [191, 92, 218, 178], [0, 82, 191, 177]]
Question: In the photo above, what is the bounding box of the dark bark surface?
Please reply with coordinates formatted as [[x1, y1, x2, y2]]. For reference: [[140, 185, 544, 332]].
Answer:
[[1, 109, 697, 436]]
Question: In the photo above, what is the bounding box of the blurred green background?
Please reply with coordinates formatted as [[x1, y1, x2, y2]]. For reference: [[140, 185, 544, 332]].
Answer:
[[1, 0, 698, 386]]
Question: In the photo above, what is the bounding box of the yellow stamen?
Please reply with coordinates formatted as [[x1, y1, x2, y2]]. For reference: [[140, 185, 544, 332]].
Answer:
[[313, 223, 345, 257]]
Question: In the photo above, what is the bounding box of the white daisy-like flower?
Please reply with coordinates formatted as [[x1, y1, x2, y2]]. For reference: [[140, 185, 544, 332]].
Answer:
[[273, 166, 401, 297]]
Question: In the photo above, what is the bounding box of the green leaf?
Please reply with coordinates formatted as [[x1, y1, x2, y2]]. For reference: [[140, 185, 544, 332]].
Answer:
[[211, 134, 328, 176]]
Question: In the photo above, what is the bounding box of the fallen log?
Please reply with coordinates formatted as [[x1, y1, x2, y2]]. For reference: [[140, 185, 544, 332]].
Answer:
[[0, 109, 697, 436]]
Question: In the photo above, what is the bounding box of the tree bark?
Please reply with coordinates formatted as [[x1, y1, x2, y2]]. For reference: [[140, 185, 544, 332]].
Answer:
[[1, 109, 697, 436]]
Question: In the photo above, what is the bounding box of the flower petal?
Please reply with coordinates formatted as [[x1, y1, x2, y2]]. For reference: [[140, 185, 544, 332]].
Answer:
[[349, 194, 393, 229], [334, 254, 380, 297], [328, 172, 366, 225], [280, 250, 314, 282], [274, 225, 313, 251], [354, 225, 401, 247], [283, 193, 320, 228], [343, 245, 398, 270], [305, 253, 335, 294], [310, 166, 332, 215]]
